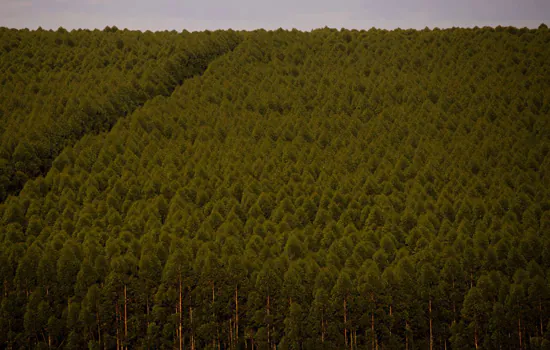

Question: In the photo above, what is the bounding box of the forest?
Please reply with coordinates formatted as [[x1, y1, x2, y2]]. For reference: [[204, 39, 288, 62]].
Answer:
[[0, 27, 243, 200], [0, 25, 549, 349]]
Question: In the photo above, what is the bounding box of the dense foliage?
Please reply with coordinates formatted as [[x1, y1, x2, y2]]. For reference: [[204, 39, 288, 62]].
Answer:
[[0, 27, 242, 200], [1, 25, 550, 349]]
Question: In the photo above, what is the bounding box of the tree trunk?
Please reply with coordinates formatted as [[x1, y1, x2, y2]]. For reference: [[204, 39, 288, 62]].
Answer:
[[179, 277, 183, 350], [405, 320, 409, 350], [211, 282, 216, 349], [370, 292, 375, 350], [540, 299, 544, 337], [190, 306, 195, 350], [97, 311, 101, 349], [429, 298, 433, 350], [474, 322, 478, 349], [321, 310, 325, 343], [146, 295, 149, 330], [124, 285, 128, 350], [116, 303, 120, 350], [371, 312, 375, 350], [267, 294, 271, 349], [452, 279, 456, 323], [389, 304, 392, 340], [230, 318, 233, 349], [344, 297, 348, 348], [518, 317, 522, 349], [235, 286, 239, 346]]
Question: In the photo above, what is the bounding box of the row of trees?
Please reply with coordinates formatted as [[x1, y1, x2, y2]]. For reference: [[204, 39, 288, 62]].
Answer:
[[1, 25, 549, 348], [0, 27, 242, 200], [2, 231, 549, 349]]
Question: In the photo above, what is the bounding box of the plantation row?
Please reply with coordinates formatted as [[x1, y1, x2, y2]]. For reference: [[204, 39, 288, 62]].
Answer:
[[0, 27, 242, 200]]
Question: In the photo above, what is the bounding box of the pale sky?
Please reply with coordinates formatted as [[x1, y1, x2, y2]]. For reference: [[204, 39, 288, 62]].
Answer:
[[1, 0, 549, 31]]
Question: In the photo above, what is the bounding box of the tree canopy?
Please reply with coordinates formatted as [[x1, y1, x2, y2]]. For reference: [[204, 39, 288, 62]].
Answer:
[[1, 25, 550, 349]]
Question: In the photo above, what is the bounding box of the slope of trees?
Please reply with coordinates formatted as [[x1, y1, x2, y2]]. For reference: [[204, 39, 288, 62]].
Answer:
[[1, 25, 550, 349], [0, 27, 242, 200]]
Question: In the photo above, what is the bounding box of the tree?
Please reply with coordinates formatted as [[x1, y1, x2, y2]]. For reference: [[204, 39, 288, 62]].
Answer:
[[309, 288, 330, 345], [331, 270, 353, 348], [418, 262, 438, 350], [282, 302, 304, 350], [507, 282, 527, 349], [359, 261, 381, 350], [285, 235, 304, 260], [226, 254, 248, 348], [528, 275, 549, 338], [462, 287, 490, 349], [164, 243, 192, 350], [256, 263, 282, 349], [14, 243, 42, 297], [80, 284, 102, 347], [139, 242, 162, 340]]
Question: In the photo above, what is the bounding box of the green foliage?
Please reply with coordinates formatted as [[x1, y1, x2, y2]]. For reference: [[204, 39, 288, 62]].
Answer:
[[1, 25, 550, 349], [0, 27, 242, 200]]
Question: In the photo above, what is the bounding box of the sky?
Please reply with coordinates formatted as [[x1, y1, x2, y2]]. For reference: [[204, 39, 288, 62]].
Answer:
[[1, 0, 549, 31]]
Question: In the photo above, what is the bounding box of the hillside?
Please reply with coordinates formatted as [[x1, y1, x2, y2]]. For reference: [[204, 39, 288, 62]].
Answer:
[[1, 26, 550, 349], [0, 27, 242, 200]]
